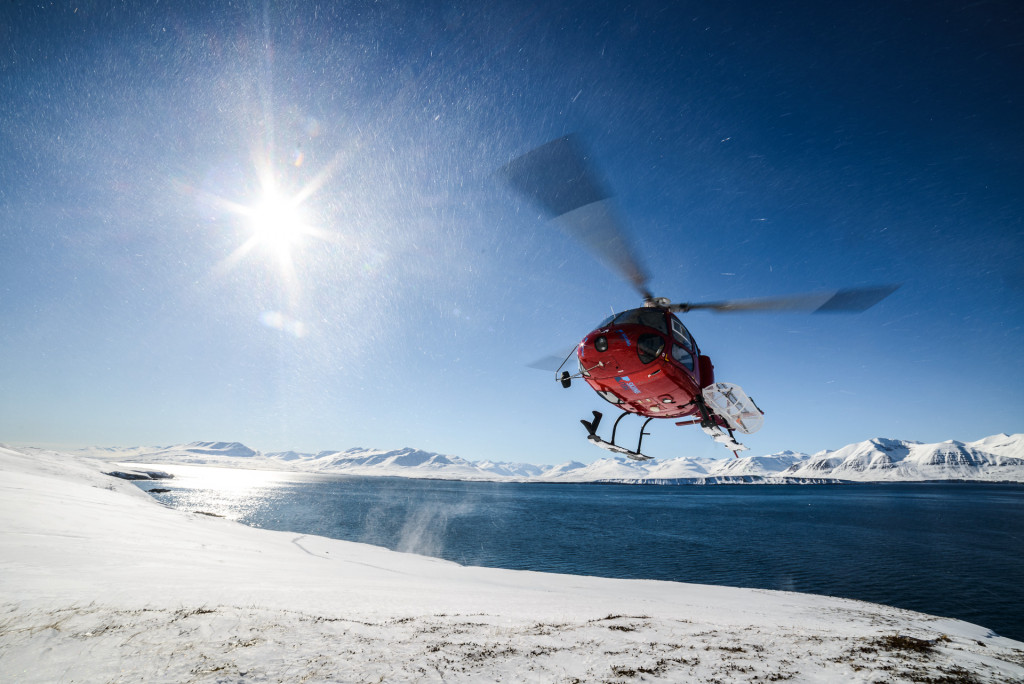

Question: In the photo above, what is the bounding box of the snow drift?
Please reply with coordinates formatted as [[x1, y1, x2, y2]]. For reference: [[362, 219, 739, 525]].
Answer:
[[2, 444, 1022, 682]]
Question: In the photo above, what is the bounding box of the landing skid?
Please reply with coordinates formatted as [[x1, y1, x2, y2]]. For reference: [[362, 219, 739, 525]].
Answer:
[[700, 424, 749, 453], [580, 411, 655, 461], [675, 394, 751, 457]]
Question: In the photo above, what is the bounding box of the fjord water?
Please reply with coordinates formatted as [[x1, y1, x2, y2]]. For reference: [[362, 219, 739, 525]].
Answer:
[[143, 472, 1024, 641]]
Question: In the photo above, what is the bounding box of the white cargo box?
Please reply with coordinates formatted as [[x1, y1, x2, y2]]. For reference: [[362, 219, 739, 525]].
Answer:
[[702, 382, 764, 435]]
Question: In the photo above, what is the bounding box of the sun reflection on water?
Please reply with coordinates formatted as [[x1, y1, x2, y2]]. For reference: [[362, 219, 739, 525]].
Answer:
[[126, 463, 304, 522]]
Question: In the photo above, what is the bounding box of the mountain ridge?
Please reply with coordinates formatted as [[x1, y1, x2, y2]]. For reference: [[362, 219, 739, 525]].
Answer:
[[70, 433, 1024, 484]]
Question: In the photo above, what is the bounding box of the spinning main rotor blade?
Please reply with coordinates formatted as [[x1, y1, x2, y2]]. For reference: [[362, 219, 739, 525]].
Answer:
[[670, 285, 901, 314], [500, 135, 652, 299], [526, 348, 579, 373]]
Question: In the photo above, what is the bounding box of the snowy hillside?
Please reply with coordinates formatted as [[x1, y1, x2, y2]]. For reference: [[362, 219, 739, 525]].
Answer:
[[76, 441, 270, 466], [274, 446, 547, 480], [73, 434, 1024, 484], [780, 435, 1024, 482], [2, 444, 1023, 682]]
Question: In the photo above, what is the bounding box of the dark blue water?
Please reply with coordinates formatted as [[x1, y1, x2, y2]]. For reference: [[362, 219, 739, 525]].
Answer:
[[143, 473, 1024, 642]]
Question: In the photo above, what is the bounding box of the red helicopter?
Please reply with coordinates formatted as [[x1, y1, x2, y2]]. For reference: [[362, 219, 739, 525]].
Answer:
[[502, 135, 898, 460]]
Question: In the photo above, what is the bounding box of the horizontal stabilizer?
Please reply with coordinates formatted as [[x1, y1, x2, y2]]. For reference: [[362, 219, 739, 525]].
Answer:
[[527, 350, 577, 372]]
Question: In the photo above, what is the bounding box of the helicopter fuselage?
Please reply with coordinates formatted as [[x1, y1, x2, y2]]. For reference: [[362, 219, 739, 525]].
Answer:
[[577, 307, 714, 421]]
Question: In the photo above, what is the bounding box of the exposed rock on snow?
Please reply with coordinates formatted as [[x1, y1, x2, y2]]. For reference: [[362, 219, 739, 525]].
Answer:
[[600, 476, 845, 485], [104, 468, 174, 481], [2, 445, 1022, 683]]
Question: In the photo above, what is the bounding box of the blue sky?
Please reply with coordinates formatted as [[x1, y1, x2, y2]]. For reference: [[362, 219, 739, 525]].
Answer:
[[1, 1, 1022, 464]]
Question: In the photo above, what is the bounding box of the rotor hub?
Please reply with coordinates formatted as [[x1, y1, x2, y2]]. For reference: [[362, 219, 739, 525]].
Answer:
[[644, 296, 672, 309]]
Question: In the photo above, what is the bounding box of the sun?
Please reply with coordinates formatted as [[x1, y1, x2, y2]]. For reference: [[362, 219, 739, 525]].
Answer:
[[247, 188, 307, 260], [202, 152, 341, 302], [217, 181, 323, 286]]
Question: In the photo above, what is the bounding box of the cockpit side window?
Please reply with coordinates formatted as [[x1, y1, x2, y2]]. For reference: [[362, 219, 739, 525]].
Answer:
[[670, 316, 694, 350], [670, 316, 695, 370], [671, 343, 694, 371]]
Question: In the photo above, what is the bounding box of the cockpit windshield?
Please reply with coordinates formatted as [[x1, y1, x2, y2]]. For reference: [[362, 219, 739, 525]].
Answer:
[[607, 308, 668, 334]]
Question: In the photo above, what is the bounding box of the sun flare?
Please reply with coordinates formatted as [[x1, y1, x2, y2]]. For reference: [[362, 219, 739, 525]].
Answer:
[[248, 189, 307, 259], [217, 181, 325, 287], [204, 151, 342, 304]]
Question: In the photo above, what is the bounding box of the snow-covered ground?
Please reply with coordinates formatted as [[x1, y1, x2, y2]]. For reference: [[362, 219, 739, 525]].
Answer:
[[72, 433, 1024, 484], [2, 445, 1023, 683]]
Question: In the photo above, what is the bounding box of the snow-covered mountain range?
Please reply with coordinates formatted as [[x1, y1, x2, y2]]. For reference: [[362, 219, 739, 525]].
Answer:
[[72, 434, 1024, 484]]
